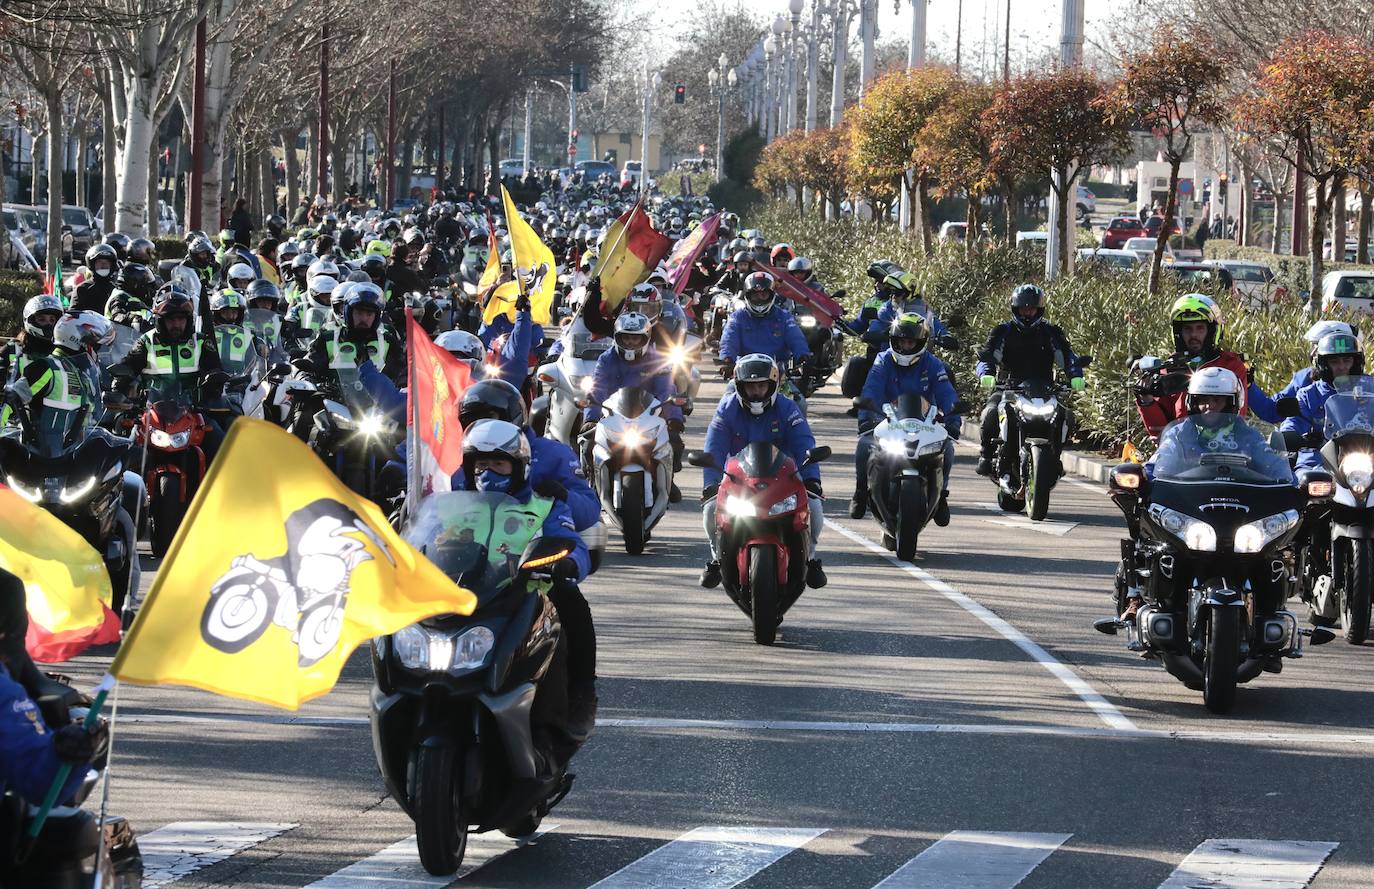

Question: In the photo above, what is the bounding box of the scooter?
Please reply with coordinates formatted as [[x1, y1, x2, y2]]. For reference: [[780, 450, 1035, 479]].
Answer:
[[371, 491, 585, 876], [688, 443, 830, 645], [586, 387, 673, 555], [533, 323, 612, 448]]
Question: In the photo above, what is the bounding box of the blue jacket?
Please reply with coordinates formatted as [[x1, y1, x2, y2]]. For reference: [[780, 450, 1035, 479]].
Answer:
[[479, 311, 544, 351], [359, 359, 406, 420], [1277, 367, 1314, 402], [1282, 379, 1337, 470], [719, 305, 810, 365], [865, 298, 949, 344], [0, 663, 86, 805], [584, 347, 682, 424], [860, 350, 961, 433], [452, 429, 600, 532], [491, 310, 536, 389], [702, 391, 820, 487], [1150, 417, 1295, 482]]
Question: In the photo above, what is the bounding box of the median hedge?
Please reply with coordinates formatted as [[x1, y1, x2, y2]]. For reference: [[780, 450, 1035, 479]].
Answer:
[[0, 270, 46, 337], [749, 202, 1312, 451]]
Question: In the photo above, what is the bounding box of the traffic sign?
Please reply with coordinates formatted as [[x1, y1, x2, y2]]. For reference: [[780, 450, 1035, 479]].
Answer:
[[568, 144, 577, 157]]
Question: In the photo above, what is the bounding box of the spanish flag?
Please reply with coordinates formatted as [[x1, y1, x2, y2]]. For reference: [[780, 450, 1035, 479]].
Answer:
[[593, 201, 672, 312], [481, 185, 556, 326], [0, 486, 120, 662], [111, 420, 476, 709]]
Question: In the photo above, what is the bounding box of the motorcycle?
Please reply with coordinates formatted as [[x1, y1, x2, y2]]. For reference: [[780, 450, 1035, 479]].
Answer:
[[370, 491, 584, 875], [987, 369, 1089, 521], [533, 324, 612, 448], [791, 303, 843, 397], [701, 288, 737, 348], [855, 393, 966, 561], [586, 387, 674, 555], [305, 370, 403, 504], [1096, 420, 1335, 713], [132, 394, 215, 558], [687, 443, 830, 645]]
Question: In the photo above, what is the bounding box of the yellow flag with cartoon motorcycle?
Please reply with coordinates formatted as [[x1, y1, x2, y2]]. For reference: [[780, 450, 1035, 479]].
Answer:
[[111, 419, 475, 710], [498, 184, 556, 325]]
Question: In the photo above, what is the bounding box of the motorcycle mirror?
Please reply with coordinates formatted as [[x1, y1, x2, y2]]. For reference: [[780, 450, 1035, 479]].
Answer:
[[804, 445, 832, 465], [270, 362, 292, 378], [685, 450, 717, 469], [1135, 355, 1162, 373], [951, 399, 972, 415], [1078, 355, 1094, 368], [1276, 396, 1301, 419]]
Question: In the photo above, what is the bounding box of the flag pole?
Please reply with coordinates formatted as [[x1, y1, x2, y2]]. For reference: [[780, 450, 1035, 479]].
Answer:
[[406, 307, 420, 525]]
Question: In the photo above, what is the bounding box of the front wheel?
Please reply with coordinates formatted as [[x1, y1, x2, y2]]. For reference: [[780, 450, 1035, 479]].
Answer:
[[1344, 538, 1372, 644], [150, 474, 185, 558], [620, 472, 646, 555], [1203, 607, 1240, 714], [1026, 445, 1057, 522], [749, 545, 778, 645], [895, 477, 925, 562], [414, 745, 468, 875]]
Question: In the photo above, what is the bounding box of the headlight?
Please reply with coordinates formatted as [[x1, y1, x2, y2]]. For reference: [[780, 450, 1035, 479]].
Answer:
[[355, 411, 391, 439], [578, 375, 595, 393], [393, 624, 446, 670], [59, 477, 97, 504], [1017, 399, 1057, 418], [150, 429, 190, 449], [879, 436, 907, 455], [1342, 452, 1374, 495], [798, 315, 817, 328], [767, 493, 798, 515], [1234, 509, 1300, 554], [667, 345, 688, 367], [1151, 505, 1216, 551], [483, 363, 501, 378], [724, 494, 758, 517], [621, 427, 644, 448], [916, 440, 945, 456], [450, 626, 495, 672], [6, 476, 41, 503]]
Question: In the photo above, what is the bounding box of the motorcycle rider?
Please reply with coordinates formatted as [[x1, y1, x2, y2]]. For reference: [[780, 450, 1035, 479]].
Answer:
[[1276, 320, 1357, 400], [244, 279, 286, 357], [974, 284, 1085, 478], [71, 243, 120, 314], [0, 296, 76, 431], [717, 271, 810, 378], [853, 313, 963, 525], [1135, 293, 1279, 439], [299, 283, 405, 388], [1281, 332, 1365, 469], [580, 311, 684, 501], [699, 353, 827, 590], [209, 289, 267, 376], [460, 419, 598, 740], [861, 270, 954, 352]]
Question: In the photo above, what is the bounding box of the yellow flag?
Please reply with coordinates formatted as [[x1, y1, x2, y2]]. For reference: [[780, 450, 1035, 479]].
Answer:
[[500, 185, 555, 325], [111, 419, 476, 709], [477, 228, 501, 294], [482, 280, 523, 327]]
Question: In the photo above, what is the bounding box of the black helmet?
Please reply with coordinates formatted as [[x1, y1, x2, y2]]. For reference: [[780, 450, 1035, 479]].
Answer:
[[85, 242, 120, 274], [127, 237, 157, 265], [1009, 283, 1047, 327], [733, 353, 781, 416], [103, 232, 132, 261], [888, 312, 929, 367], [291, 252, 316, 273], [187, 236, 214, 266], [458, 379, 526, 430], [246, 278, 282, 310], [116, 263, 159, 302], [266, 214, 287, 236], [360, 253, 387, 283], [1314, 332, 1365, 383], [343, 282, 385, 332], [151, 286, 196, 340]]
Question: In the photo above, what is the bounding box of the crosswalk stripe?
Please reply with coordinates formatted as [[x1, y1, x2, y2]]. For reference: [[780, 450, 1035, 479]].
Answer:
[[870, 831, 1071, 889], [139, 821, 297, 888], [586, 826, 826, 889], [302, 825, 559, 887], [1157, 839, 1338, 889]]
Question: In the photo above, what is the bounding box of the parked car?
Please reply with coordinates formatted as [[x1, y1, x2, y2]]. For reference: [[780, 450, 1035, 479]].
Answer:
[[938, 221, 968, 243], [1076, 247, 1140, 272], [1101, 216, 1148, 249], [60, 205, 96, 260], [1322, 271, 1374, 315], [12, 205, 48, 265], [3, 205, 40, 265], [621, 160, 643, 186], [1165, 262, 1234, 296], [1324, 238, 1371, 263], [1015, 231, 1048, 252], [575, 160, 618, 181], [1076, 184, 1096, 218], [1207, 260, 1284, 308], [1142, 216, 1184, 237], [1122, 237, 1158, 261], [93, 200, 179, 236], [498, 158, 526, 179]]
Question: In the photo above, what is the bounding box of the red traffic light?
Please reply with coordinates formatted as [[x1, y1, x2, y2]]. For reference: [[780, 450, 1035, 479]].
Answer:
[[674, 84, 686, 104]]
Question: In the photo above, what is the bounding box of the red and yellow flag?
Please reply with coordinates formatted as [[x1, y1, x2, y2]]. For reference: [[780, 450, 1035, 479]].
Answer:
[[407, 311, 474, 496], [592, 201, 672, 312]]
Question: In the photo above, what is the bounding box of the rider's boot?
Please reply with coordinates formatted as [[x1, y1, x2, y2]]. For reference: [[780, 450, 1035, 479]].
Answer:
[[849, 487, 867, 519], [566, 680, 598, 743], [806, 559, 828, 588], [700, 560, 722, 588], [933, 491, 951, 527]]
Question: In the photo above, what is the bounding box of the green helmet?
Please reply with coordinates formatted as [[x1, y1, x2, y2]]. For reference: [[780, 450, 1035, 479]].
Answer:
[[888, 312, 929, 366], [1169, 293, 1221, 355]]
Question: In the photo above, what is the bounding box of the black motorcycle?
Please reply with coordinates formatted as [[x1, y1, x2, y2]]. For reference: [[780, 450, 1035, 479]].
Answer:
[[370, 491, 585, 875], [1097, 421, 1335, 713], [986, 366, 1089, 521], [791, 301, 844, 397]]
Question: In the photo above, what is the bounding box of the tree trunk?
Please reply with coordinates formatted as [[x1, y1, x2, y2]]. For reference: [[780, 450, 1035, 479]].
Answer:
[[915, 176, 933, 256], [147, 137, 160, 237], [259, 147, 274, 222], [115, 83, 157, 236], [330, 138, 347, 205], [1358, 186, 1372, 265], [1149, 159, 1181, 295], [45, 92, 64, 279], [1054, 165, 1072, 276], [31, 135, 44, 205], [102, 89, 117, 226], [1002, 181, 1017, 241], [794, 181, 804, 215], [200, 126, 226, 240], [280, 129, 299, 220], [1310, 177, 1329, 316], [964, 194, 977, 260], [304, 116, 318, 201], [1334, 181, 1348, 263], [75, 124, 88, 209]]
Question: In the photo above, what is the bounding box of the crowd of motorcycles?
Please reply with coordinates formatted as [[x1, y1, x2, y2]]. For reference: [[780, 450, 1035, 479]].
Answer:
[[10, 172, 1374, 885]]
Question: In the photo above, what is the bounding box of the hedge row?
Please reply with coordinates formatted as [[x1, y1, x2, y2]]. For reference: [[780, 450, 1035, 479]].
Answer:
[[0, 271, 46, 337], [749, 202, 1313, 450]]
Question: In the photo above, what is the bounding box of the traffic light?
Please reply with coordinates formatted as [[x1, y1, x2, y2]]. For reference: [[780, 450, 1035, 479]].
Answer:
[[1218, 173, 1228, 199], [674, 84, 686, 104], [571, 63, 589, 93]]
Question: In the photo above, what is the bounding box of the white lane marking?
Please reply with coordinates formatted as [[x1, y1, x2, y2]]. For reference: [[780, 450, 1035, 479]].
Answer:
[[303, 826, 558, 887], [971, 503, 1079, 536], [825, 517, 1137, 731], [871, 831, 1071, 889], [1157, 839, 1338, 889], [140, 821, 297, 888], [586, 826, 826, 889]]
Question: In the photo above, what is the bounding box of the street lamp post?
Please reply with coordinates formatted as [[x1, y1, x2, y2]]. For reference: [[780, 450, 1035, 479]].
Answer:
[[858, 0, 878, 99], [829, 0, 852, 128], [763, 35, 776, 142], [788, 0, 803, 131], [1044, 0, 1084, 279], [710, 52, 733, 182], [805, 0, 821, 132], [640, 67, 661, 196]]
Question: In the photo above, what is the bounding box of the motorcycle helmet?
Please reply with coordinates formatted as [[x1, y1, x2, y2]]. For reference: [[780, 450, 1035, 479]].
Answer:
[[1314, 332, 1365, 383], [727, 237, 748, 256], [461, 418, 532, 493], [22, 294, 64, 342], [246, 279, 282, 312], [435, 329, 485, 366], [116, 263, 159, 303], [127, 237, 158, 266], [1010, 283, 1047, 328], [1169, 293, 1222, 355], [770, 243, 796, 266], [458, 378, 526, 429], [646, 267, 669, 289], [103, 232, 131, 261], [743, 272, 776, 317], [360, 253, 388, 285], [613, 312, 653, 361], [84, 243, 119, 277], [1304, 320, 1356, 358], [151, 286, 196, 341], [187, 236, 215, 268], [888, 312, 930, 367], [291, 252, 316, 277], [278, 240, 301, 265], [625, 283, 662, 324], [1185, 365, 1243, 425], [309, 274, 338, 308], [881, 270, 917, 300], [345, 269, 371, 285], [53, 310, 114, 355], [731, 250, 752, 269], [210, 289, 246, 325], [266, 214, 287, 237], [226, 262, 256, 292], [867, 258, 905, 283], [787, 256, 814, 282], [307, 257, 340, 283], [343, 282, 386, 332], [733, 353, 781, 416]]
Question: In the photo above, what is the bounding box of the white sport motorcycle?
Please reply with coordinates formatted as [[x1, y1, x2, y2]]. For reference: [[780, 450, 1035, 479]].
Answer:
[[536, 321, 613, 447], [588, 387, 674, 555]]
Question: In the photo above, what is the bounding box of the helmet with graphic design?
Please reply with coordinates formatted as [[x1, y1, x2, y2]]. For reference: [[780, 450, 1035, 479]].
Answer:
[[461, 418, 531, 493], [1170, 293, 1222, 356], [1185, 365, 1242, 417], [210, 289, 245, 325], [733, 353, 781, 416], [613, 312, 653, 361], [53, 310, 114, 355], [23, 294, 63, 343], [1314, 332, 1365, 383], [888, 312, 929, 367]]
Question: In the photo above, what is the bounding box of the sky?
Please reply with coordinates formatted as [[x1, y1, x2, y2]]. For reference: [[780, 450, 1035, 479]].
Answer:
[[654, 0, 1142, 78]]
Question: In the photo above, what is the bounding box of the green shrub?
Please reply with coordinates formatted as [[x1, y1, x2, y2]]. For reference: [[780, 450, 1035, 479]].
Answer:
[[0, 271, 45, 337], [154, 236, 188, 260]]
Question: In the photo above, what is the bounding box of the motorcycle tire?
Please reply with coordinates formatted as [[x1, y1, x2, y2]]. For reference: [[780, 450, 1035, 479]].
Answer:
[[1203, 606, 1240, 714], [1344, 538, 1372, 644], [150, 475, 184, 559], [896, 477, 925, 562], [1027, 445, 1057, 522], [620, 473, 646, 556], [413, 744, 468, 875], [749, 545, 778, 646]]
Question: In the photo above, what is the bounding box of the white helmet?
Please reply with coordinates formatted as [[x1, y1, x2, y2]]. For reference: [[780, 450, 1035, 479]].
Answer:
[[461, 418, 532, 491], [307, 257, 340, 283], [227, 262, 256, 290], [1186, 365, 1243, 415], [1304, 320, 1356, 356], [625, 282, 662, 323], [309, 275, 338, 304], [53, 311, 114, 354], [434, 329, 485, 363], [613, 312, 653, 361]]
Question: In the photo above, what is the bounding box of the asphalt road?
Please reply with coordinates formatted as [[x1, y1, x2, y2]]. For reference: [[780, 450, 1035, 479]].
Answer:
[[55, 370, 1374, 889]]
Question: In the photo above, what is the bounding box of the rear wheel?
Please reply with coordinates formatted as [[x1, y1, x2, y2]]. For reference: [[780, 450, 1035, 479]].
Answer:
[[1343, 539, 1372, 644], [620, 473, 646, 555], [895, 478, 925, 562], [1027, 445, 1057, 522], [414, 745, 468, 875], [150, 475, 183, 558], [749, 545, 778, 645], [1203, 607, 1240, 714]]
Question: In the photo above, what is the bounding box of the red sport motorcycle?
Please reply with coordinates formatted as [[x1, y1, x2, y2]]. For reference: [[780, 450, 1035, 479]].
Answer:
[[688, 442, 831, 645], [112, 394, 215, 558]]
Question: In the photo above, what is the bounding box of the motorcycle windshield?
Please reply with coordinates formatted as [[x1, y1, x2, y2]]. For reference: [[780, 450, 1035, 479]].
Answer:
[[1018, 378, 1057, 400], [893, 393, 930, 420], [405, 491, 541, 607], [736, 442, 786, 478], [604, 386, 658, 419], [1152, 417, 1295, 484], [568, 328, 611, 361], [98, 324, 139, 369], [1322, 375, 1374, 440]]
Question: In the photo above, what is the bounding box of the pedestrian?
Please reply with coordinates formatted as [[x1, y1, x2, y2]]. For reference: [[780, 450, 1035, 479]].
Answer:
[[256, 237, 282, 287], [229, 197, 254, 249]]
